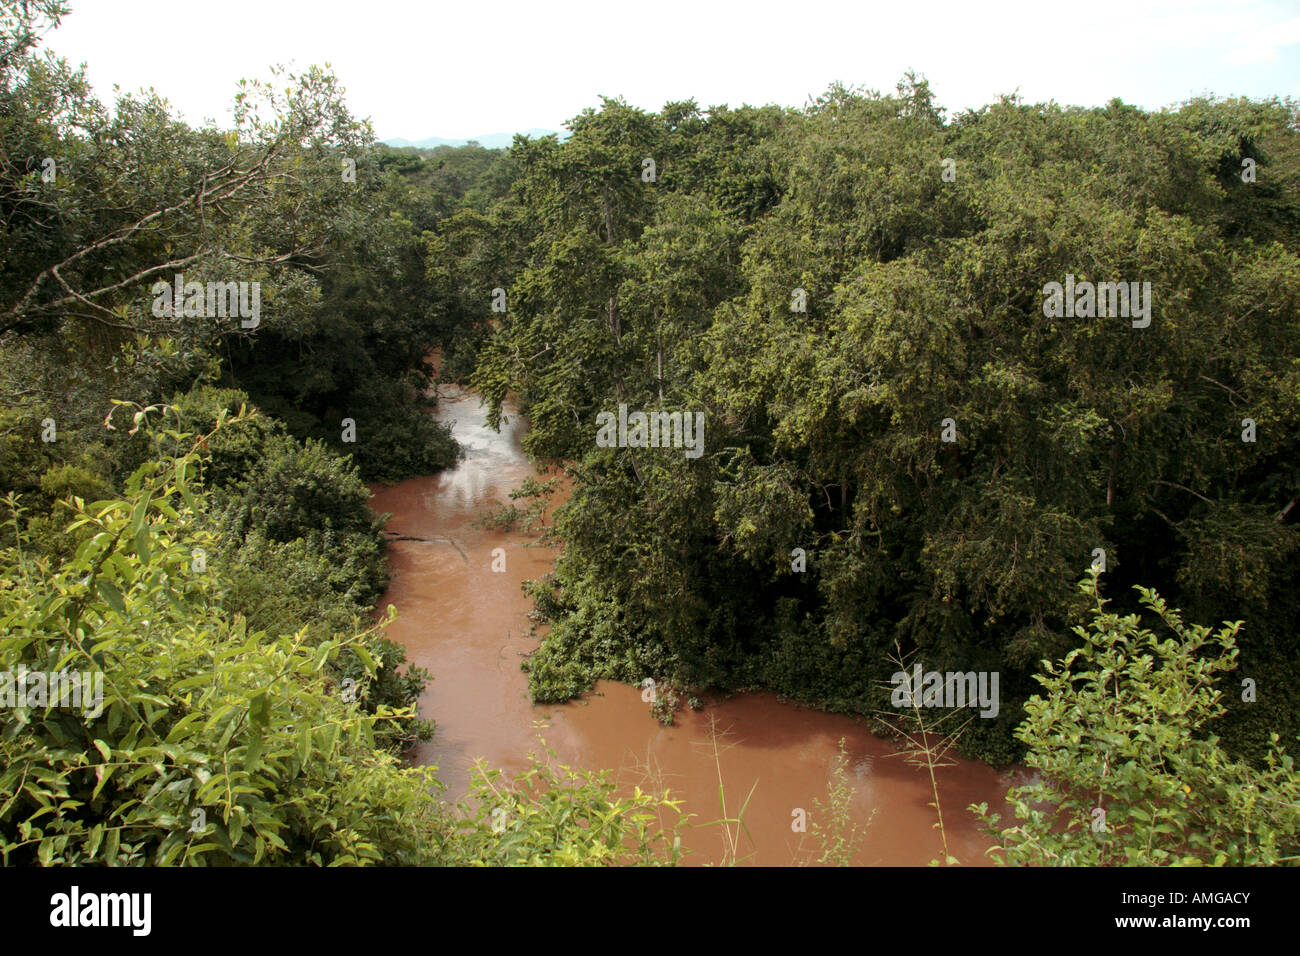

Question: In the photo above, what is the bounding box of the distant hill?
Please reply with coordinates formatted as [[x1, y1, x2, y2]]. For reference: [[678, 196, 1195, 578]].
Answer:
[[381, 128, 562, 150]]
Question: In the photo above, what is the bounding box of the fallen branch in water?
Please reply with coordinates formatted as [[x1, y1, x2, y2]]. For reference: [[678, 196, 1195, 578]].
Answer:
[[381, 531, 469, 564]]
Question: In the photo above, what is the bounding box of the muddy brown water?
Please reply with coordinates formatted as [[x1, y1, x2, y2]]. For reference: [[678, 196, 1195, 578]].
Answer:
[[368, 386, 1022, 865]]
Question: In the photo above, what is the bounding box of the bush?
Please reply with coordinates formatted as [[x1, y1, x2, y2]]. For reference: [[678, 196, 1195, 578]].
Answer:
[[0, 428, 445, 865], [169, 385, 284, 490], [444, 741, 686, 866], [975, 570, 1300, 866]]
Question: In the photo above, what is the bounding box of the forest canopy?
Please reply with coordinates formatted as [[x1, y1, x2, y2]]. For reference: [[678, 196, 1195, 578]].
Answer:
[[2, 0, 1298, 867], [458, 79, 1300, 765]]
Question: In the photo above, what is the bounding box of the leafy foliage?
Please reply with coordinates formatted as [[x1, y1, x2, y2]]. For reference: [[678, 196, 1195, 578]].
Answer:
[[467, 79, 1299, 764], [0, 410, 690, 865], [447, 740, 685, 866], [976, 571, 1300, 865], [0, 412, 444, 864]]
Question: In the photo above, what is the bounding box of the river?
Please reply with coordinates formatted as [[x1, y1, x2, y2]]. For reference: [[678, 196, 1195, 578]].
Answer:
[[368, 385, 1022, 865]]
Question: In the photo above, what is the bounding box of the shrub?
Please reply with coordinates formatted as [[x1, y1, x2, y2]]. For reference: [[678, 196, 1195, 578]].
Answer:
[[975, 570, 1300, 866], [0, 421, 444, 865]]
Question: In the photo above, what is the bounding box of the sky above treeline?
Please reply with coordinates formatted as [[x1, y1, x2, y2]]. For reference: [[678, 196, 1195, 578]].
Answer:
[[50, 0, 1300, 142]]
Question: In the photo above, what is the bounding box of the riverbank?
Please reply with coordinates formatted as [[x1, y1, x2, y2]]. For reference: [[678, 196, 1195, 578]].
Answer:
[[369, 385, 1021, 865]]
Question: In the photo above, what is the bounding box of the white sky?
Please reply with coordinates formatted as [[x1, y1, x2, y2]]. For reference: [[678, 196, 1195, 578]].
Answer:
[[48, 0, 1300, 141]]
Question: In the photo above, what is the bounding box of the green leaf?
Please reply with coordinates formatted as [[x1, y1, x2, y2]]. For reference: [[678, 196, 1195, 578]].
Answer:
[[248, 692, 270, 730], [96, 580, 126, 616], [133, 528, 151, 565], [86, 824, 104, 859], [297, 723, 312, 766], [130, 491, 152, 538]]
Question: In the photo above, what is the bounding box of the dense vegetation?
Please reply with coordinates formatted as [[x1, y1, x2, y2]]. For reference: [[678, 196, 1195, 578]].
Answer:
[[0, 407, 689, 864], [3, 0, 1298, 865], [450, 78, 1300, 767], [979, 571, 1300, 865], [0, 1, 691, 867], [0, 0, 477, 751]]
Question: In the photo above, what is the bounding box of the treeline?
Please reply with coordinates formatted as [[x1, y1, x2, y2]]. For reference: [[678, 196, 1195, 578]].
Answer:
[[442, 78, 1300, 765], [0, 0, 489, 753], [0, 1, 698, 866]]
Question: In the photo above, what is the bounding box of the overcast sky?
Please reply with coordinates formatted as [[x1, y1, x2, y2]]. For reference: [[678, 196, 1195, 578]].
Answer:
[[47, 0, 1300, 141]]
